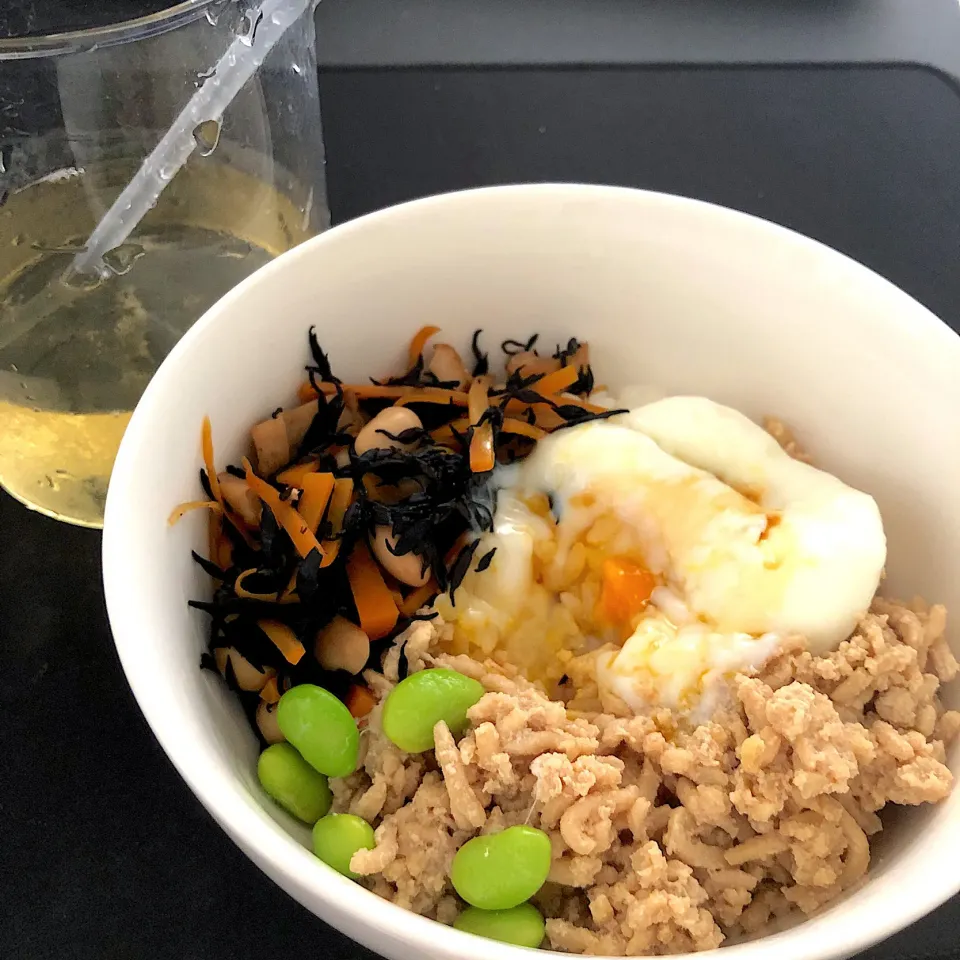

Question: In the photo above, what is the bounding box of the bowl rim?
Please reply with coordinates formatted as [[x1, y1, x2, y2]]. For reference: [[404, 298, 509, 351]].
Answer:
[[103, 183, 960, 960]]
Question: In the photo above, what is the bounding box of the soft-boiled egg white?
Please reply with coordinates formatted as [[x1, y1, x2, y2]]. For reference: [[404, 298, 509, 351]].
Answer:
[[437, 395, 887, 714]]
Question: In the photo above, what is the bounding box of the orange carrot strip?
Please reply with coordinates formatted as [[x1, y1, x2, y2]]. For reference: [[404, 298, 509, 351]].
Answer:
[[532, 364, 579, 397], [544, 392, 606, 414], [319, 478, 354, 567], [260, 676, 280, 704], [467, 378, 495, 472], [346, 684, 377, 719], [235, 569, 300, 604], [408, 324, 441, 367], [257, 619, 306, 665], [167, 499, 221, 526], [500, 418, 547, 441], [201, 416, 222, 504], [393, 388, 470, 407], [470, 423, 495, 472], [430, 418, 468, 447], [399, 578, 438, 616], [505, 351, 559, 378], [467, 378, 488, 424], [298, 472, 336, 535], [276, 460, 321, 487], [243, 459, 324, 560], [298, 381, 469, 405], [346, 542, 399, 640], [235, 568, 279, 601]]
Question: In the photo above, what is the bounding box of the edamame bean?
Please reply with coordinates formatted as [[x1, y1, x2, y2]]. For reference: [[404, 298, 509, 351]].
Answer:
[[257, 743, 332, 824], [312, 813, 375, 878], [381, 669, 484, 753], [451, 826, 552, 910], [276, 684, 359, 777], [453, 903, 546, 948]]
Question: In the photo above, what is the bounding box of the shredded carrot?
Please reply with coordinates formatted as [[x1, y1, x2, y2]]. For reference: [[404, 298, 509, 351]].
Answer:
[[399, 578, 438, 616], [500, 418, 547, 441], [506, 351, 559, 378], [467, 378, 487, 424], [470, 422, 495, 472], [260, 676, 280, 704], [393, 388, 470, 407], [167, 499, 221, 526], [297, 380, 470, 406], [408, 324, 441, 368], [235, 568, 280, 601], [243, 459, 324, 560], [544, 392, 606, 414], [532, 363, 579, 397], [345, 542, 399, 640], [201, 416, 222, 504], [298, 472, 335, 535], [319, 478, 354, 567], [430, 419, 468, 446], [345, 684, 377, 719], [276, 460, 321, 487], [257, 619, 306, 665], [467, 378, 495, 472]]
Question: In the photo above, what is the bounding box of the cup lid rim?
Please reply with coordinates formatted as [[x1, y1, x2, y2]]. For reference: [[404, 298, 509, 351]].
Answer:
[[0, 0, 219, 60]]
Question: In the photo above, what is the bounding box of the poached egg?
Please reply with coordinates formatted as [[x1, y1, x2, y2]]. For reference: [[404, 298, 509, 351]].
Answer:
[[438, 395, 886, 715]]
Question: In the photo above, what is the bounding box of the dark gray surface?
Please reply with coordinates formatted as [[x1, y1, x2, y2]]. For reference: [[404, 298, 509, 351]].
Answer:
[[4, 61, 960, 960], [314, 0, 960, 71]]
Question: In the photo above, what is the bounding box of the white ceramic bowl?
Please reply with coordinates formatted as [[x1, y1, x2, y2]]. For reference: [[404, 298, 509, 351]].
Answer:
[[103, 185, 960, 960]]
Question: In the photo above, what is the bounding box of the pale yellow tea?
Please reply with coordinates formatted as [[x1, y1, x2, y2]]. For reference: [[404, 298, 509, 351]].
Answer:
[[0, 160, 310, 526]]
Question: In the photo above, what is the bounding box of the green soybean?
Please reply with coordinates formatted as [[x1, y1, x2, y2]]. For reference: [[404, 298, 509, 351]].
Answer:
[[312, 813, 376, 878], [451, 825, 552, 910], [454, 903, 546, 948], [257, 743, 332, 824], [276, 684, 359, 777], [381, 668, 484, 753]]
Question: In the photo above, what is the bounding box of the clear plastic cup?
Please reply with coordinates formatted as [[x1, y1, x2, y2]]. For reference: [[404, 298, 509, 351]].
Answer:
[[0, 0, 327, 527]]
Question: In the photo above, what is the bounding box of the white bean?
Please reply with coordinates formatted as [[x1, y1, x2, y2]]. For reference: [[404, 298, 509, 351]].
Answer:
[[281, 399, 320, 449], [214, 646, 274, 692], [256, 700, 285, 744], [371, 525, 430, 587], [251, 416, 290, 476], [428, 343, 470, 388], [315, 616, 371, 674], [217, 472, 262, 527], [354, 407, 423, 456]]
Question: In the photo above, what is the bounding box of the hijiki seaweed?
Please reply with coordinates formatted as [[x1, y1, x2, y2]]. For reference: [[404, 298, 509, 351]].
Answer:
[[173, 326, 625, 744]]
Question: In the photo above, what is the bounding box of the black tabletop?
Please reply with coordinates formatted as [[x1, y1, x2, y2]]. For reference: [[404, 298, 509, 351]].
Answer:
[[5, 47, 960, 960]]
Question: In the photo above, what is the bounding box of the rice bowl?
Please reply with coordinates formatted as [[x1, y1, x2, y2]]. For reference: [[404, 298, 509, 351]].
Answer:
[[102, 185, 960, 960]]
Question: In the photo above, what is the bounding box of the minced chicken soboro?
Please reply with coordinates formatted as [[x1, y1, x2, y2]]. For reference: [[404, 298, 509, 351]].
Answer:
[[336, 602, 958, 955], [329, 424, 958, 955]]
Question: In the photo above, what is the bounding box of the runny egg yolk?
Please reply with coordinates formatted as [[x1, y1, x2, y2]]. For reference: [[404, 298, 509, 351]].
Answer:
[[597, 557, 657, 636], [435, 395, 887, 716]]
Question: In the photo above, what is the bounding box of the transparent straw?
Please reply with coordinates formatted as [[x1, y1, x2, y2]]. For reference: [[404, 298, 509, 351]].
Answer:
[[69, 0, 316, 279]]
